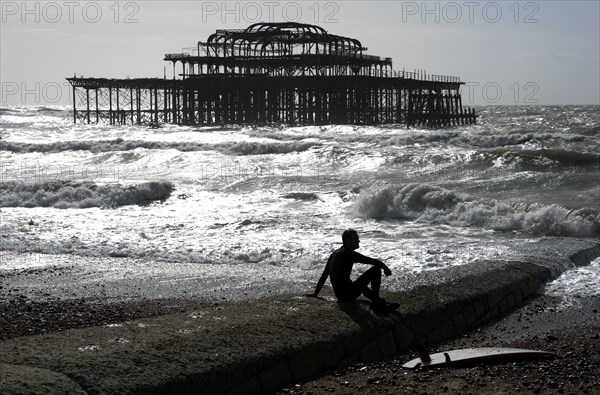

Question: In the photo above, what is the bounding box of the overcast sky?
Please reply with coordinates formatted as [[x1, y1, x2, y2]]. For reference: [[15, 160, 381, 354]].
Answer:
[[1, 1, 599, 106]]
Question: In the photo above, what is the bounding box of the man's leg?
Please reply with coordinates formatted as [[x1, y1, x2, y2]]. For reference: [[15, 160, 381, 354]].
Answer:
[[352, 267, 399, 313], [352, 266, 382, 302]]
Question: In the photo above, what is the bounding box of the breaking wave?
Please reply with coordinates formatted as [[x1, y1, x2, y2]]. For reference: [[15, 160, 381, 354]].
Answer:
[[0, 139, 318, 156], [0, 180, 174, 208], [353, 183, 599, 237]]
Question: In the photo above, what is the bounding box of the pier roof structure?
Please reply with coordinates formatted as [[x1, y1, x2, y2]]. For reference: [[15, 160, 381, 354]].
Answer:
[[164, 22, 392, 77]]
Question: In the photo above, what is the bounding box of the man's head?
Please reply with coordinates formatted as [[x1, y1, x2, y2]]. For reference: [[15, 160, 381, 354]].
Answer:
[[342, 229, 360, 250]]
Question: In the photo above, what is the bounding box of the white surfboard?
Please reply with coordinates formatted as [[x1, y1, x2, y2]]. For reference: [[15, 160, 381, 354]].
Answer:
[[402, 347, 556, 369]]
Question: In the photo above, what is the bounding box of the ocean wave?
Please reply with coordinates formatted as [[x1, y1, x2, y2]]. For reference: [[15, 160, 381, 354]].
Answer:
[[354, 131, 542, 150], [482, 148, 599, 167], [390, 131, 583, 150], [577, 124, 600, 136], [0, 108, 20, 116], [224, 140, 318, 155], [282, 192, 320, 201], [462, 133, 538, 148], [0, 180, 173, 208], [34, 106, 69, 114], [352, 183, 461, 220], [352, 183, 599, 237], [0, 138, 318, 155], [0, 106, 68, 117], [373, 131, 458, 147]]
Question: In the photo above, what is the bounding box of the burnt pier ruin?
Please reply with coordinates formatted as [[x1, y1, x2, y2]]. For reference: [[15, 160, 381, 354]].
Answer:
[[67, 22, 477, 128]]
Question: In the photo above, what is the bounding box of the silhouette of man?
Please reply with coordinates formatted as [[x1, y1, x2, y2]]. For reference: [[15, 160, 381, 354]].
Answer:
[[309, 229, 398, 313]]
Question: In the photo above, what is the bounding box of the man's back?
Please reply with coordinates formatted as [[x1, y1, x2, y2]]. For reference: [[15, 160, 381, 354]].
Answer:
[[327, 246, 355, 290], [327, 246, 385, 301]]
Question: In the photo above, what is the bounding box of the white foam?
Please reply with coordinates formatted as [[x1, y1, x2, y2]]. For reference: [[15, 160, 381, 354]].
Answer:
[[543, 257, 600, 298]]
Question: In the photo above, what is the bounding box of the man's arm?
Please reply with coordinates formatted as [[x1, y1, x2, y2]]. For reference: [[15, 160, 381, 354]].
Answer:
[[308, 264, 329, 297], [352, 251, 392, 276]]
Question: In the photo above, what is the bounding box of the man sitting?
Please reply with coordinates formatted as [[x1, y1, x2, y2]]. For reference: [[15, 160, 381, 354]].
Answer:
[[309, 229, 398, 314]]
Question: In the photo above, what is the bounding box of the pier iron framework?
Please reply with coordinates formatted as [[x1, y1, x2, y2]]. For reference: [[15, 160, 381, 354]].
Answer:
[[68, 22, 477, 128]]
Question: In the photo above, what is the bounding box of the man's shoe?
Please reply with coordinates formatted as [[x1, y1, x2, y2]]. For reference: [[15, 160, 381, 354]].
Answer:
[[369, 299, 390, 314], [386, 302, 400, 311]]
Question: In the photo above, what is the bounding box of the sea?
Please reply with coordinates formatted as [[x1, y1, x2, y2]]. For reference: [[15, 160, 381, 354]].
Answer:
[[1, 105, 599, 299]]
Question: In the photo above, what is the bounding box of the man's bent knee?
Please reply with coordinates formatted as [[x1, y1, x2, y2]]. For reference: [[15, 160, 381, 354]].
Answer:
[[366, 266, 382, 277]]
